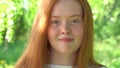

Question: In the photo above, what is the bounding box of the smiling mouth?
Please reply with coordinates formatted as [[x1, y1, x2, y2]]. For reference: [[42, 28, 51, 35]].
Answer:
[[58, 38, 74, 42]]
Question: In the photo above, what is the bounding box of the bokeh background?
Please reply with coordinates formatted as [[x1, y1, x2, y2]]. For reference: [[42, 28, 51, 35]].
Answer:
[[0, 0, 120, 68]]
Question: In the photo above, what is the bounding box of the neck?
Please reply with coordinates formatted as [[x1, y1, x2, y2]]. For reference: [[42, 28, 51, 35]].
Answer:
[[50, 49, 77, 65]]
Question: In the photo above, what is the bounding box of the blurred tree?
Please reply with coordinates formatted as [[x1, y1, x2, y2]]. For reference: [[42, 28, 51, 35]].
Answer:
[[0, 0, 38, 45], [88, 0, 120, 68], [88, 0, 120, 45]]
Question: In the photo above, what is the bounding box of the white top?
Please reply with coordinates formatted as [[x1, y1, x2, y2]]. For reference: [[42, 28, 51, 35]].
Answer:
[[48, 64, 106, 68], [49, 64, 72, 68]]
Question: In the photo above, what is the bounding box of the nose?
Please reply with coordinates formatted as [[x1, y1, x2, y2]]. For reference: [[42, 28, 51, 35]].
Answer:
[[60, 23, 71, 35]]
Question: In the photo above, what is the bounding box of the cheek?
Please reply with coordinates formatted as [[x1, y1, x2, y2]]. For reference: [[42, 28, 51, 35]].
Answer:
[[73, 27, 84, 46], [47, 27, 59, 51], [73, 26, 83, 37], [47, 27, 58, 42], [47, 28, 53, 40]]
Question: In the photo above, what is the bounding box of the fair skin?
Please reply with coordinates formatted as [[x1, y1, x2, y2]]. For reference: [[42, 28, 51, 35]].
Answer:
[[47, 0, 83, 65]]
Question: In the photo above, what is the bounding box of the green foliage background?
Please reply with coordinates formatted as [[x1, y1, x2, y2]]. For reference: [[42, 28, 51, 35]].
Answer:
[[0, 0, 120, 68]]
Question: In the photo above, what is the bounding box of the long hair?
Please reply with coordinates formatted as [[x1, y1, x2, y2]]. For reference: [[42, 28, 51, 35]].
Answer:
[[15, 0, 104, 68]]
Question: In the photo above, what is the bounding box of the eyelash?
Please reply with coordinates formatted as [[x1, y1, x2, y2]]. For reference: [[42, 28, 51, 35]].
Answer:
[[51, 20, 60, 24], [70, 19, 79, 24]]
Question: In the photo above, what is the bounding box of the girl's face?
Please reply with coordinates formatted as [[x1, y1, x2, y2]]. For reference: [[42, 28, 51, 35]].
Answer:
[[47, 0, 83, 55]]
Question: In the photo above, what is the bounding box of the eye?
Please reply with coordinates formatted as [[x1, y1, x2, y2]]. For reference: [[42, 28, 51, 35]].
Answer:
[[51, 20, 60, 25], [70, 19, 79, 24]]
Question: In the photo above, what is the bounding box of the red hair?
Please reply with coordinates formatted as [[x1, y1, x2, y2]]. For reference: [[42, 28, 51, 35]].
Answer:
[[15, 0, 104, 68]]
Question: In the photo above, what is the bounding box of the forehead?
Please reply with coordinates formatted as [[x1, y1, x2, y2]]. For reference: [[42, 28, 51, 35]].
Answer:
[[51, 0, 82, 17]]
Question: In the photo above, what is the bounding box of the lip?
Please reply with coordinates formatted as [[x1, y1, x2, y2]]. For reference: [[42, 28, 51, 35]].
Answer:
[[58, 38, 73, 42]]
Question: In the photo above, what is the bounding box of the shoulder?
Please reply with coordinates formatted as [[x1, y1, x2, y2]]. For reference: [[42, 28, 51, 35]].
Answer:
[[88, 66, 107, 68], [100, 66, 107, 68], [88, 64, 107, 68]]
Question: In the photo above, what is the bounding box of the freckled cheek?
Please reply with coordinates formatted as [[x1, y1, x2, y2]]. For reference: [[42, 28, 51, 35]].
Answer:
[[72, 27, 83, 39], [47, 27, 58, 39], [72, 26, 83, 33]]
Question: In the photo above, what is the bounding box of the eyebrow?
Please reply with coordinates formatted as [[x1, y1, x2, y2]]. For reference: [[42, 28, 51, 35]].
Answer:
[[51, 15, 82, 19]]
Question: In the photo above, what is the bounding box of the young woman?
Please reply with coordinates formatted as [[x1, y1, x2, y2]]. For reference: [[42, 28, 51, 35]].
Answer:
[[15, 0, 106, 68]]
